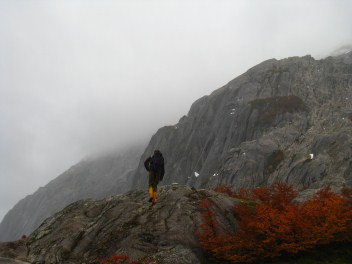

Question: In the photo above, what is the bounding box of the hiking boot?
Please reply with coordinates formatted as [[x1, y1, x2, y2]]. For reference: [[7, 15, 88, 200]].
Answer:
[[148, 197, 153, 203], [153, 192, 157, 204]]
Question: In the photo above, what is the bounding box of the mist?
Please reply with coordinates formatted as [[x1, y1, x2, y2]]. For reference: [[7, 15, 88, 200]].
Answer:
[[1, 0, 352, 221]]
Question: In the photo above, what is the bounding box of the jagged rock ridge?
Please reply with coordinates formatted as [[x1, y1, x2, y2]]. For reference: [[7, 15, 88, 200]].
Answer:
[[132, 52, 352, 193], [0, 145, 144, 242]]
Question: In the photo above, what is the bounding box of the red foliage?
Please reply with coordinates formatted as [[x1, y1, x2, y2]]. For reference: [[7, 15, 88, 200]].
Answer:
[[200, 183, 352, 263], [213, 185, 234, 196], [253, 183, 297, 208], [97, 255, 128, 264], [96, 255, 156, 264], [341, 187, 352, 203], [299, 187, 352, 246], [234, 188, 251, 200], [198, 199, 218, 247], [213, 185, 250, 200]]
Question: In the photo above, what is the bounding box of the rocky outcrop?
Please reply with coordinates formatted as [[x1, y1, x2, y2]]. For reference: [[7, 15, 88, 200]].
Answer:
[[0, 145, 144, 242], [0, 258, 29, 264], [132, 52, 352, 194], [0, 185, 237, 264], [0, 241, 28, 263]]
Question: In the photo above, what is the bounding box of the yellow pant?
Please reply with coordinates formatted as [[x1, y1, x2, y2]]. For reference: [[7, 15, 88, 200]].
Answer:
[[148, 171, 160, 203], [149, 186, 157, 203]]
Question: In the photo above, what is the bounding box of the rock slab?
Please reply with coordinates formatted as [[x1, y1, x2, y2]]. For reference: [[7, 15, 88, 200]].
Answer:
[[0, 185, 237, 264]]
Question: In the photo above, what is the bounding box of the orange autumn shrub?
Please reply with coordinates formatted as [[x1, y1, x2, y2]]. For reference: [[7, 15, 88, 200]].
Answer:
[[213, 185, 250, 200], [213, 185, 234, 197], [96, 255, 156, 264], [201, 183, 352, 263], [299, 187, 352, 246], [341, 187, 352, 203], [198, 199, 219, 253], [97, 255, 128, 264]]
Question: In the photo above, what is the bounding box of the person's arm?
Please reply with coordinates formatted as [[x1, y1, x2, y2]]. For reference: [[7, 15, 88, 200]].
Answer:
[[144, 157, 151, 171], [160, 157, 165, 180]]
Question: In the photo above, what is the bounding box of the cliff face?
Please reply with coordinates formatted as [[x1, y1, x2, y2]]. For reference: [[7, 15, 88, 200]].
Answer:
[[132, 53, 352, 193], [0, 145, 144, 242], [0, 185, 236, 264]]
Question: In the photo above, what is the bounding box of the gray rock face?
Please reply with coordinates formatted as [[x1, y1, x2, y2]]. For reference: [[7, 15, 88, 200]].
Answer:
[[0, 185, 237, 264], [132, 53, 352, 194], [0, 145, 144, 242]]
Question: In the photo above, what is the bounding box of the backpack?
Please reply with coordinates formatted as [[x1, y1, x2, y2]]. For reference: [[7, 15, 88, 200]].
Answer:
[[149, 153, 164, 173]]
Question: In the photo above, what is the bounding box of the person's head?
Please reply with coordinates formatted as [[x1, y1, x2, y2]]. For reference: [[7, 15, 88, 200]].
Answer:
[[154, 150, 161, 155]]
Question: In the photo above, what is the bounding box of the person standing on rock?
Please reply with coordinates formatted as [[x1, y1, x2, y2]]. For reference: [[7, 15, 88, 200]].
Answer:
[[144, 150, 165, 205]]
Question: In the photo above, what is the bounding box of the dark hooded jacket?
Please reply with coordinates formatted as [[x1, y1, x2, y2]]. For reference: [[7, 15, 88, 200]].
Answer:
[[144, 150, 165, 180]]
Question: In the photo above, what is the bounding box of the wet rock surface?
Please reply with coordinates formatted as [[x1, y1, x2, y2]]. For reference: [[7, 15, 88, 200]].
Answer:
[[0, 185, 237, 264]]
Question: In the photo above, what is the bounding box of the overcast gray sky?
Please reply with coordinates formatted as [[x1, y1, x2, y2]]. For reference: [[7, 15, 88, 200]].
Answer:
[[1, 0, 352, 222]]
